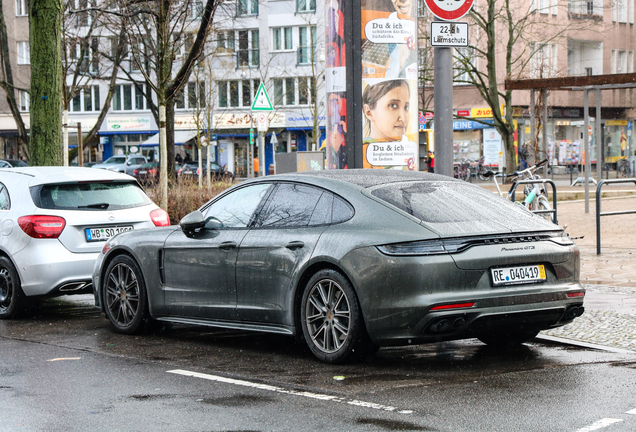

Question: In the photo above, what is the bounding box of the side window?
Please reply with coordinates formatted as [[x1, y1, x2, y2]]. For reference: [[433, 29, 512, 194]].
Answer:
[[203, 183, 271, 228], [332, 196, 354, 223], [257, 183, 323, 228], [308, 191, 333, 226], [0, 184, 9, 210]]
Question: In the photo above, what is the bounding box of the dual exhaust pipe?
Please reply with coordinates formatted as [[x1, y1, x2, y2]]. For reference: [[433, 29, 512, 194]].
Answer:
[[564, 305, 585, 321], [427, 317, 467, 334]]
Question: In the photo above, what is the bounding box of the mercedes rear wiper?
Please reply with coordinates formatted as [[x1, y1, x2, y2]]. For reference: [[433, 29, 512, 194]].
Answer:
[[78, 203, 110, 209]]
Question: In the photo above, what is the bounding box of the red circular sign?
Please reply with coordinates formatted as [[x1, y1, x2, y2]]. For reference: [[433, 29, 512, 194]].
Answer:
[[425, 0, 474, 21]]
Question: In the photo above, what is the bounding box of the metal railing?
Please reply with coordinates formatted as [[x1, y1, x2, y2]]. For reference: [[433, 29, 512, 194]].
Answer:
[[509, 178, 558, 225], [596, 178, 636, 254]]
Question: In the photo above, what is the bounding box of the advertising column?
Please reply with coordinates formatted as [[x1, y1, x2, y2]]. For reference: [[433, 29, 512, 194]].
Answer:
[[361, 0, 418, 169], [325, 0, 418, 170]]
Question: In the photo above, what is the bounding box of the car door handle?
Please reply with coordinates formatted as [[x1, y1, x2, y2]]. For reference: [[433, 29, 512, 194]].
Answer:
[[286, 241, 304, 251], [219, 241, 237, 251]]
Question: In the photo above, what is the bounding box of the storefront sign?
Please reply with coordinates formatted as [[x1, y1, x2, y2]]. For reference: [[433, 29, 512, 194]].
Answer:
[[174, 116, 199, 130], [106, 116, 151, 131], [606, 120, 628, 126], [214, 112, 286, 129], [456, 110, 470, 117], [472, 107, 493, 118], [453, 120, 492, 130], [286, 114, 326, 128], [68, 117, 98, 130]]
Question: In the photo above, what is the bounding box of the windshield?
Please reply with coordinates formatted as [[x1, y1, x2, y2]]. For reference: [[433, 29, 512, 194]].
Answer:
[[370, 180, 556, 236], [33, 181, 152, 211], [104, 157, 126, 164]]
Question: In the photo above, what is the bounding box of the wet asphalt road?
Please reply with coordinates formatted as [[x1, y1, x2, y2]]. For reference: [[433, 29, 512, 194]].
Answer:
[[1, 295, 636, 432]]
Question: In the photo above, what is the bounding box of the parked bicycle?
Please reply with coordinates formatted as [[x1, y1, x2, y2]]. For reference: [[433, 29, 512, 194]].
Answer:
[[453, 159, 471, 182], [617, 157, 630, 178], [482, 159, 554, 222]]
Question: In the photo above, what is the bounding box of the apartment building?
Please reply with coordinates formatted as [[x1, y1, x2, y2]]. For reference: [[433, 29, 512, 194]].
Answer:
[[0, 0, 30, 160], [420, 0, 636, 169], [0, 0, 326, 177]]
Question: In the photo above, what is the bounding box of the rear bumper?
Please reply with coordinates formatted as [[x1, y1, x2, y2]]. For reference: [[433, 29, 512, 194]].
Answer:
[[12, 240, 98, 297], [368, 287, 585, 346]]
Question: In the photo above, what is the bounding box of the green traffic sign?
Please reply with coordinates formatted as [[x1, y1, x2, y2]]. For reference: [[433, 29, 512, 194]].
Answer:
[[251, 83, 273, 111]]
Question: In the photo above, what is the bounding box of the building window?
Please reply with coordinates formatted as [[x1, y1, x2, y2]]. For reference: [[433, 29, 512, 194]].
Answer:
[[237, 30, 259, 68], [175, 81, 206, 110], [629, 51, 634, 73], [585, 67, 593, 76], [454, 47, 475, 84], [15, 0, 27, 16], [273, 77, 311, 106], [17, 41, 29, 65], [216, 31, 235, 54], [297, 0, 316, 13], [74, 37, 99, 75], [617, 50, 627, 74], [19, 90, 29, 112], [188, 1, 203, 18], [113, 83, 146, 111], [298, 26, 317, 65], [272, 27, 293, 51], [70, 86, 100, 112], [530, 42, 557, 78], [237, 0, 258, 16], [75, 0, 96, 27], [218, 79, 259, 108]]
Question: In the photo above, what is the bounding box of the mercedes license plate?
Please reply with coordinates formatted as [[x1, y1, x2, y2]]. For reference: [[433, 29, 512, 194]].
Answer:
[[85, 226, 133, 242], [491, 264, 546, 286]]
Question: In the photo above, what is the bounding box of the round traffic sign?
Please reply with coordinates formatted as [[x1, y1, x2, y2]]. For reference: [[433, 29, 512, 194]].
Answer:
[[424, 0, 474, 21]]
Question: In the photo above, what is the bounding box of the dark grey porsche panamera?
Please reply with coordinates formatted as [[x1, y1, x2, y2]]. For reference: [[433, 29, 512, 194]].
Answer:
[[92, 170, 585, 363]]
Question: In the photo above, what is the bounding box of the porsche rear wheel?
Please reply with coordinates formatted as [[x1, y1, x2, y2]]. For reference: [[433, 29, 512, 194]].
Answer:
[[301, 269, 377, 363], [103, 255, 151, 334]]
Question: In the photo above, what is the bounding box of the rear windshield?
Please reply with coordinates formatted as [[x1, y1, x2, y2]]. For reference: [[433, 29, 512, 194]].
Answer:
[[32, 181, 152, 211], [369, 181, 555, 236]]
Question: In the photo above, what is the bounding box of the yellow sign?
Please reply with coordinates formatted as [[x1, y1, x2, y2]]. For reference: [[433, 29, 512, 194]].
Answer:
[[471, 104, 505, 118], [605, 120, 628, 126]]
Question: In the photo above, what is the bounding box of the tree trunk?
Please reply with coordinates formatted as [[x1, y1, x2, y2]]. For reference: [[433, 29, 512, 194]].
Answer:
[[166, 101, 175, 181], [29, 0, 63, 166]]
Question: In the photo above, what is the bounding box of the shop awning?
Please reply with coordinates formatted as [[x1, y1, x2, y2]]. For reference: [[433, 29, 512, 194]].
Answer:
[[140, 130, 198, 146]]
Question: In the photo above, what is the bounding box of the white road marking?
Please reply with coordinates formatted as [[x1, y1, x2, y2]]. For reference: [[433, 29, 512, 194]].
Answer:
[[575, 418, 623, 432], [168, 369, 414, 415], [46, 357, 81, 362], [627, 408, 636, 415]]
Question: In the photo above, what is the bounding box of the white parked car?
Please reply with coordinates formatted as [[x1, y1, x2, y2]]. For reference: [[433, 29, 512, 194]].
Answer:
[[0, 167, 170, 318], [91, 155, 148, 175]]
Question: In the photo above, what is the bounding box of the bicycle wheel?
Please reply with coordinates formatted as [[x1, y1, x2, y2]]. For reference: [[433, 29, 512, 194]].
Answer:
[[537, 196, 553, 223], [618, 163, 629, 178]]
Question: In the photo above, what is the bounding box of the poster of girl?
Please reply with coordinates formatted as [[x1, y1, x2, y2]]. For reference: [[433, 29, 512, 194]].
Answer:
[[362, 78, 417, 169]]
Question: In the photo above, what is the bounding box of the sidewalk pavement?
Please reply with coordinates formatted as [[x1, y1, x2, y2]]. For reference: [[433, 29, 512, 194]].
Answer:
[[477, 178, 636, 353]]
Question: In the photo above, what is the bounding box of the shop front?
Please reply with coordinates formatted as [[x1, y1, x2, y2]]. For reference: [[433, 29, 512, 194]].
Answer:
[[99, 115, 157, 161]]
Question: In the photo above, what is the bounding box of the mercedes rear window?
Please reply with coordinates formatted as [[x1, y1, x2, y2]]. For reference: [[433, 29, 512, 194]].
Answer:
[[369, 181, 555, 236], [32, 181, 152, 211]]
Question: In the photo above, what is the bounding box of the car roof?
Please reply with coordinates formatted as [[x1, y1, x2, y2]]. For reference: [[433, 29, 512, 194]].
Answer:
[[0, 166, 137, 186], [275, 169, 456, 189]]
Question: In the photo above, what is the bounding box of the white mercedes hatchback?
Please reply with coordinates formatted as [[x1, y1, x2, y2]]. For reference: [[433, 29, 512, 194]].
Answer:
[[0, 167, 170, 318]]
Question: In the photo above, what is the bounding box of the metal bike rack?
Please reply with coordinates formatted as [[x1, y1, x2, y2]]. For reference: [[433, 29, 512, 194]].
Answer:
[[596, 178, 636, 255], [509, 179, 558, 225]]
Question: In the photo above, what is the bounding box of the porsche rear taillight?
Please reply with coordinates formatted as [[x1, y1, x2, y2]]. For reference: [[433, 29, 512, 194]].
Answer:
[[18, 215, 66, 239], [150, 208, 170, 227]]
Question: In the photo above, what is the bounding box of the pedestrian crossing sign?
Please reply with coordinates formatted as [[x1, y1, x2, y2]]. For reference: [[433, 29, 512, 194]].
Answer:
[[252, 83, 273, 111]]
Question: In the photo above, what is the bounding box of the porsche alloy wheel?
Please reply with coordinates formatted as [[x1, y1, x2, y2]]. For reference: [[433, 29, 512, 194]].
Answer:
[[103, 255, 150, 334], [301, 269, 377, 363]]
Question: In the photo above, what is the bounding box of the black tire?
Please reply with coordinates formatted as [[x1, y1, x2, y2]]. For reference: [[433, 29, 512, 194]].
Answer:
[[102, 254, 151, 334], [0, 256, 28, 319], [300, 269, 376, 364], [478, 330, 539, 348]]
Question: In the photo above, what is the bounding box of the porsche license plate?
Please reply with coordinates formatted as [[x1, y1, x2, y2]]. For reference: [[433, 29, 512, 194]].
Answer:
[[491, 264, 546, 286], [85, 226, 133, 242]]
